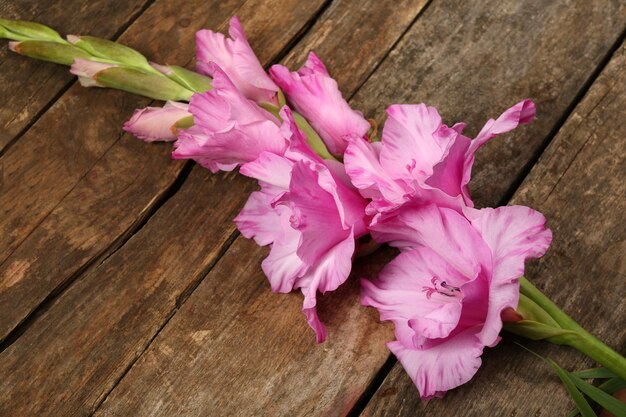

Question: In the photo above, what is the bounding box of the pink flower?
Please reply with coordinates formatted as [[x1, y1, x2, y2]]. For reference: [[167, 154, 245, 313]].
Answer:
[[123, 101, 191, 142], [361, 204, 552, 398], [70, 58, 116, 87], [235, 108, 368, 342], [196, 16, 278, 104], [345, 100, 536, 216], [270, 52, 370, 156], [172, 65, 286, 172]]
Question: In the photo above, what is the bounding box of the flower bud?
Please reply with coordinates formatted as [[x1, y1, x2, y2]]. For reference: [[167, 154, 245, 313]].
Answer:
[[150, 63, 212, 93], [67, 35, 153, 72], [71, 59, 193, 101], [0, 19, 64, 42], [123, 101, 192, 142], [9, 40, 91, 65]]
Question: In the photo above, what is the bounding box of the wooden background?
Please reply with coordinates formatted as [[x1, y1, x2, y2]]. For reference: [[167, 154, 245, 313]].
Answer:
[[1, 0, 625, 415]]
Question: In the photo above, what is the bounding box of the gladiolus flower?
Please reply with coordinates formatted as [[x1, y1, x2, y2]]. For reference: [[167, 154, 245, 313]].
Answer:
[[235, 107, 368, 342], [270, 52, 370, 156], [196, 16, 278, 104], [123, 101, 191, 142], [172, 64, 286, 172], [344, 100, 536, 217], [361, 204, 552, 398]]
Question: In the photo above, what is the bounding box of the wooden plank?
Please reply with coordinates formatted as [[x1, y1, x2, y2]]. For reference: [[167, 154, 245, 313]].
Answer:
[[0, 0, 429, 415], [90, 0, 626, 416], [0, 0, 328, 342], [0, 0, 152, 152], [361, 38, 626, 417], [350, 0, 626, 208]]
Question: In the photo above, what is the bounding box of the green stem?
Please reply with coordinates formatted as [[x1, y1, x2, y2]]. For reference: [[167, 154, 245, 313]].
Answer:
[[519, 277, 626, 382]]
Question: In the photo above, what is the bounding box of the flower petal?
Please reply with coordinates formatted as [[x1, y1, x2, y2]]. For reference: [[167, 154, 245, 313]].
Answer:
[[379, 104, 453, 182], [361, 246, 471, 345], [196, 16, 278, 104], [297, 230, 356, 343], [388, 328, 484, 398], [467, 205, 552, 346], [270, 52, 370, 155]]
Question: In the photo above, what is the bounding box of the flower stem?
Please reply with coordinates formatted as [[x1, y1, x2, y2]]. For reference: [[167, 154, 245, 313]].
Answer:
[[519, 277, 626, 381]]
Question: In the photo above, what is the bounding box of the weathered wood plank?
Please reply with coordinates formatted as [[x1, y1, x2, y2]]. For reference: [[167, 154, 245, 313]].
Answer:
[[0, 0, 328, 342], [0, 0, 429, 415], [0, 0, 152, 152], [90, 0, 625, 415], [361, 39, 626, 417], [350, 0, 626, 208]]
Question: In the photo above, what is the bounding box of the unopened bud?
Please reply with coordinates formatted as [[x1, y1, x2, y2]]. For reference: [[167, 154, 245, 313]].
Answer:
[[0, 19, 64, 42], [123, 101, 191, 142], [67, 35, 153, 72], [150, 63, 212, 93], [9, 40, 91, 65], [90, 64, 194, 101]]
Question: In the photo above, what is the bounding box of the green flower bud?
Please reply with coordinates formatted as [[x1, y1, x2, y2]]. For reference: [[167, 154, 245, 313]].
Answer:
[[67, 35, 154, 72], [94, 66, 194, 101], [0, 19, 64, 42], [9, 40, 91, 65]]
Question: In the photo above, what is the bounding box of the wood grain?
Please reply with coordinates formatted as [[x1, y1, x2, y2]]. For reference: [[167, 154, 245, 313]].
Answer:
[[361, 39, 626, 417], [0, 0, 152, 152], [0, 0, 328, 343], [350, 0, 626, 208]]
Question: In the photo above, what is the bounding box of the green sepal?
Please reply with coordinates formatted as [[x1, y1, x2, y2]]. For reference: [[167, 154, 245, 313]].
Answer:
[[10, 40, 92, 65], [172, 115, 194, 132], [165, 66, 212, 93], [504, 320, 577, 343], [0, 19, 64, 42], [68, 35, 154, 72], [94, 67, 193, 101]]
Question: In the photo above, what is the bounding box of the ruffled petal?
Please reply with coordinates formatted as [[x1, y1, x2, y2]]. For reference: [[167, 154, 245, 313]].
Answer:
[[234, 189, 282, 246], [370, 205, 491, 279], [388, 328, 484, 398], [379, 104, 453, 182], [461, 100, 536, 203], [297, 230, 356, 343], [361, 246, 471, 346], [196, 16, 278, 104], [270, 52, 370, 155], [467, 205, 552, 346]]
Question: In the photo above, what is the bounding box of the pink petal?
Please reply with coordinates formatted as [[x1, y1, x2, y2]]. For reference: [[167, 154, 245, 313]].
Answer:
[[297, 230, 356, 343], [174, 67, 286, 172], [234, 189, 282, 246], [173, 119, 286, 173], [388, 328, 484, 398], [379, 104, 454, 182], [361, 246, 472, 346], [370, 205, 491, 279], [269, 52, 370, 155], [196, 16, 278, 104], [467, 205, 552, 346], [461, 100, 536, 203], [123, 101, 190, 142], [261, 208, 307, 293]]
